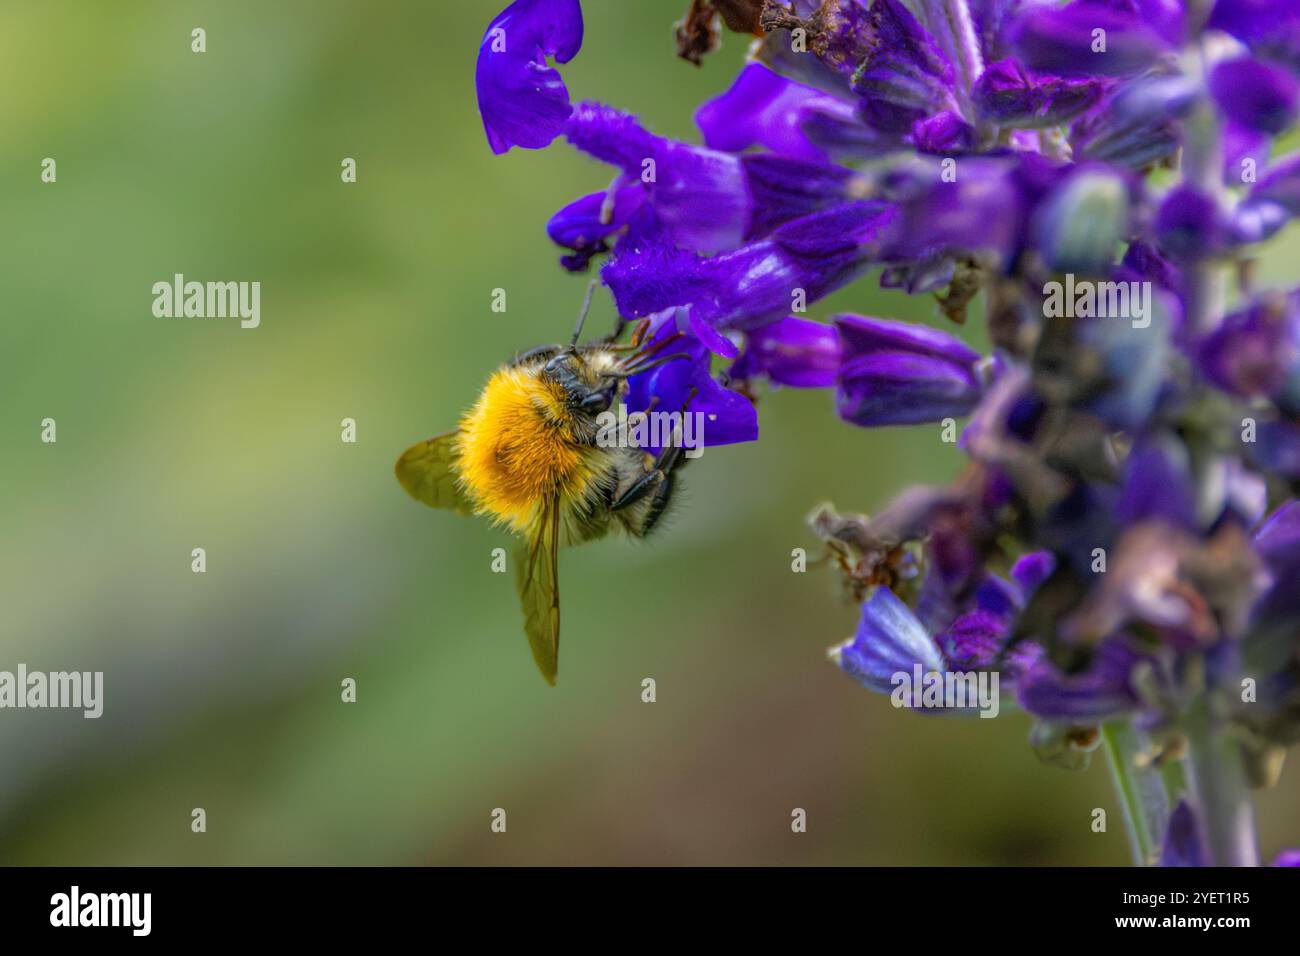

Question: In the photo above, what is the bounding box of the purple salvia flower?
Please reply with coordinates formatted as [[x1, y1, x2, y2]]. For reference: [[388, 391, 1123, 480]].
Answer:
[[834, 314, 984, 427]]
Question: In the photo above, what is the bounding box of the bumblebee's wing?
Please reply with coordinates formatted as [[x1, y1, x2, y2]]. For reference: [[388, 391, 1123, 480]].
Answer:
[[395, 431, 474, 515], [514, 496, 561, 685]]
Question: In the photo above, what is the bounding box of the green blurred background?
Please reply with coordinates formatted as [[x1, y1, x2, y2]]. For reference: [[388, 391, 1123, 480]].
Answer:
[[1, 0, 1296, 865]]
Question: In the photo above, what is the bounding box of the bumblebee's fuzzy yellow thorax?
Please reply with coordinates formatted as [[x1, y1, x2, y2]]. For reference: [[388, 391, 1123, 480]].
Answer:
[[455, 365, 598, 533]]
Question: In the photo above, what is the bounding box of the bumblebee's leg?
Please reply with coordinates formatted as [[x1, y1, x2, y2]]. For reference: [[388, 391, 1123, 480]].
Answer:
[[636, 469, 677, 536], [611, 442, 686, 512]]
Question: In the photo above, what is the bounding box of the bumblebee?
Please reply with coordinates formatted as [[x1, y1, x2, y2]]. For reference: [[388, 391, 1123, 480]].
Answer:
[[396, 285, 694, 685]]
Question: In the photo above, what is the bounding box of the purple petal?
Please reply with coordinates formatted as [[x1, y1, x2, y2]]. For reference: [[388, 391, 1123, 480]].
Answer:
[[1241, 152, 1300, 241], [910, 110, 976, 153], [686, 306, 740, 359], [937, 608, 1008, 669], [1160, 800, 1204, 867], [1254, 500, 1300, 585], [546, 184, 645, 271], [731, 316, 841, 388], [1155, 185, 1232, 260], [603, 200, 898, 331], [834, 314, 983, 427], [883, 153, 1066, 270], [476, 0, 583, 155], [1210, 0, 1300, 60], [1197, 292, 1300, 399], [1070, 75, 1193, 169], [621, 316, 756, 450], [565, 102, 748, 252], [851, 0, 959, 133], [565, 101, 860, 252], [1117, 435, 1198, 531], [1017, 636, 1143, 720], [830, 587, 946, 695], [1223, 119, 1272, 189], [974, 58, 1105, 128], [1010, 0, 1174, 77], [1011, 551, 1056, 596], [695, 63, 841, 162], [1210, 57, 1300, 136], [1254, 420, 1300, 478], [1274, 848, 1300, 866]]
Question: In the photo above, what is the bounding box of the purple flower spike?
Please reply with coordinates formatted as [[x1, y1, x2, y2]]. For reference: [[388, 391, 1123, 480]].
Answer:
[[830, 587, 946, 695], [731, 316, 841, 388], [834, 314, 984, 427], [1210, 58, 1300, 136], [974, 58, 1105, 128], [1009, 0, 1173, 77], [476, 0, 584, 155]]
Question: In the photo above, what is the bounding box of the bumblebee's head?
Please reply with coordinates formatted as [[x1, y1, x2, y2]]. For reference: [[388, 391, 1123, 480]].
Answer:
[[542, 350, 620, 416]]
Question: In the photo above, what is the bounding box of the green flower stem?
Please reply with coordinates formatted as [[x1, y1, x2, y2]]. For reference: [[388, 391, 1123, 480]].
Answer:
[[1183, 697, 1260, 866], [1101, 720, 1170, 866], [1183, 41, 1228, 334]]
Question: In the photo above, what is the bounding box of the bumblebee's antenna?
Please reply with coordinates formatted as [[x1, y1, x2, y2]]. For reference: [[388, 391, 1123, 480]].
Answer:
[[569, 278, 599, 351]]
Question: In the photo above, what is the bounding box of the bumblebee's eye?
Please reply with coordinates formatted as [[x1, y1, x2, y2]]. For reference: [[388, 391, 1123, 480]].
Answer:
[[577, 386, 614, 414]]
